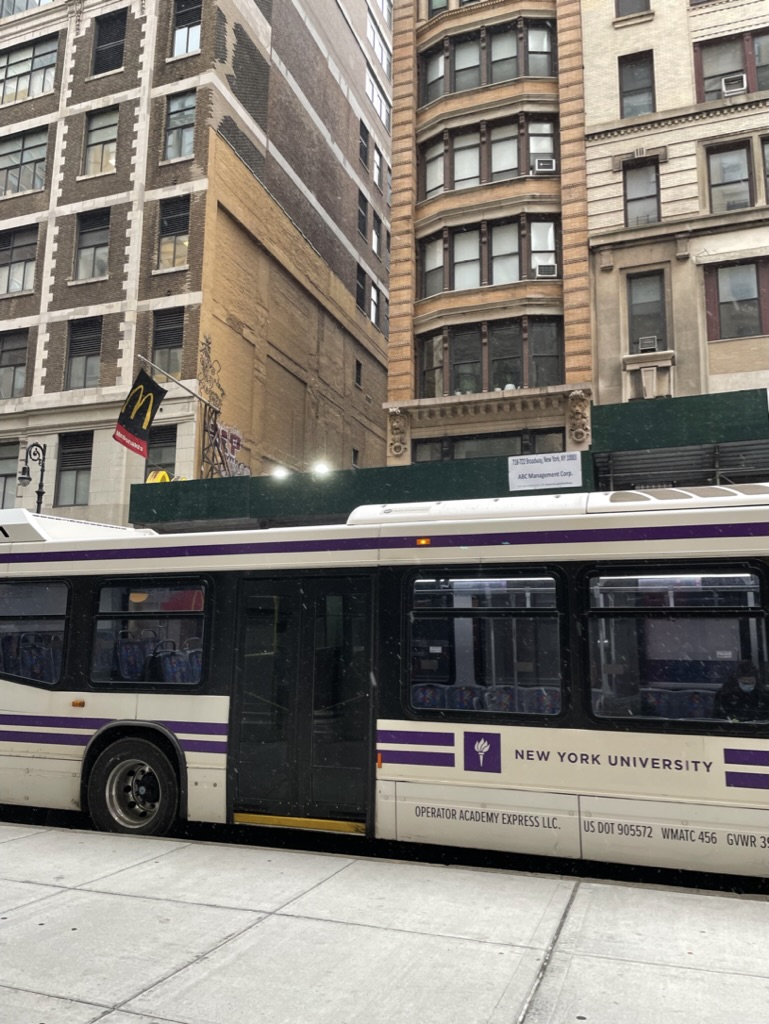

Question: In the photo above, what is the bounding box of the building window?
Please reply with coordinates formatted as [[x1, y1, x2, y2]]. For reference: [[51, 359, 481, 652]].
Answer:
[[419, 117, 558, 198], [373, 146, 384, 189], [706, 262, 769, 340], [423, 48, 445, 103], [428, 0, 448, 15], [75, 210, 109, 280], [418, 317, 563, 398], [489, 26, 517, 83], [453, 37, 481, 91], [627, 271, 666, 352], [530, 221, 557, 276], [93, 9, 127, 75], [165, 91, 196, 160], [147, 424, 177, 477], [158, 196, 190, 269], [453, 130, 480, 190], [351, 447, 360, 468], [370, 283, 380, 327], [0, 441, 18, 509], [616, 0, 649, 15], [359, 121, 369, 167], [421, 235, 444, 296], [372, 212, 382, 256], [84, 107, 118, 175], [1, 1, 54, 16], [152, 307, 184, 377], [365, 66, 391, 130], [0, 127, 46, 197], [66, 317, 101, 390], [618, 51, 654, 118], [414, 429, 564, 462], [708, 144, 752, 213], [0, 35, 57, 104], [0, 330, 26, 398], [763, 138, 769, 201], [452, 227, 481, 289], [0, 225, 36, 293], [367, 11, 391, 79], [624, 161, 659, 225], [55, 431, 92, 507], [696, 32, 769, 101], [355, 265, 367, 311], [357, 191, 368, 237], [173, 0, 202, 57], [490, 222, 519, 284], [354, 359, 362, 387], [527, 24, 553, 76]]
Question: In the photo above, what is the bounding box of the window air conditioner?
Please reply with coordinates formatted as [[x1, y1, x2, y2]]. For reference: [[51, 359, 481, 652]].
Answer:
[[534, 264, 558, 279], [721, 73, 747, 97], [637, 335, 659, 352], [533, 157, 557, 174]]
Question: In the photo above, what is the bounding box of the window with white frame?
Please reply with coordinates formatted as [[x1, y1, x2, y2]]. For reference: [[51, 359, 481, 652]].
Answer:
[[55, 432, 92, 507], [75, 210, 109, 280], [173, 0, 202, 57], [0, 225, 36, 293], [0, 441, 18, 509], [66, 317, 101, 390], [708, 144, 752, 213], [372, 211, 382, 256], [627, 271, 667, 352], [165, 91, 196, 159], [0, 126, 46, 196], [624, 161, 659, 225], [0, 330, 26, 399], [366, 65, 391, 129], [158, 196, 190, 269], [367, 12, 391, 79], [84, 108, 118, 175], [0, 35, 57, 105]]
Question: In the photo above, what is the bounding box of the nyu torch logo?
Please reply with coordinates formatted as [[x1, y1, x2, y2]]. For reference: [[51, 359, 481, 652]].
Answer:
[[464, 732, 501, 773]]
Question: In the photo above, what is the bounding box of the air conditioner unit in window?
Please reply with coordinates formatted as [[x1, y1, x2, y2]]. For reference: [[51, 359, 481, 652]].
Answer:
[[533, 158, 557, 174], [637, 335, 659, 352], [534, 264, 558, 279], [721, 73, 747, 96]]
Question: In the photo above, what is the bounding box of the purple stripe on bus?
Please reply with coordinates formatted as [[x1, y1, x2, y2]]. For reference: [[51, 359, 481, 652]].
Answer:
[[377, 749, 455, 767], [725, 771, 769, 790], [0, 730, 88, 746], [2, 520, 767, 565], [179, 739, 228, 754], [0, 714, 227, 736], [377, 730, 455, 746], [724, 748, 769, 767]]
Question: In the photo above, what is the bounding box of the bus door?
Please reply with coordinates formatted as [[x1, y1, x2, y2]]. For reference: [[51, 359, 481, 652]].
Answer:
[[234, 577, 372, 826]]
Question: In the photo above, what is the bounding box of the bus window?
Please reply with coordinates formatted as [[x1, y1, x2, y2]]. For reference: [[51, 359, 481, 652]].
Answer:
[[409, 574, 562, 714], [588, 571, 768, 722], [0, 582, 68, 686], [91, 581, 205, 685]]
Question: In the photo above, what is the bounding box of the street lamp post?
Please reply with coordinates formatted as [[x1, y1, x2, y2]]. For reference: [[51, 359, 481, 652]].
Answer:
[[18, 442, 47, 514]]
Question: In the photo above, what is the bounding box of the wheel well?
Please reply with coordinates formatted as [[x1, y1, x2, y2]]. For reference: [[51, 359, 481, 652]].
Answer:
[[81, 725, 187, 819]]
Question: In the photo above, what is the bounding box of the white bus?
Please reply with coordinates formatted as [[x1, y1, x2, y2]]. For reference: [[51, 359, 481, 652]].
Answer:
[[0, 483, 767, 876]]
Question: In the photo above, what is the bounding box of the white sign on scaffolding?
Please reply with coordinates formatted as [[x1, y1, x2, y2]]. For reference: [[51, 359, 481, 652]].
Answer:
[[508, 451, 582, 491]]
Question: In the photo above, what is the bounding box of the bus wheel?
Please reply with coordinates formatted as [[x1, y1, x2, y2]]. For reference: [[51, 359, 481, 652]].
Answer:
[[87, 738, 179, 836]]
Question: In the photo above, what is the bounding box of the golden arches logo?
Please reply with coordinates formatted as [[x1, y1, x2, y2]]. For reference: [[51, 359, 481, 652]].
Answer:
[[121, 385, 155, 430]]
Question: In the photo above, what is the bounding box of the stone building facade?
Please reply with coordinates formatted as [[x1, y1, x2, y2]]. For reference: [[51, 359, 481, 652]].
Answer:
[[0, 0, 391, 523], [385, 0, 592, 466], [582, 0, 768, 405]]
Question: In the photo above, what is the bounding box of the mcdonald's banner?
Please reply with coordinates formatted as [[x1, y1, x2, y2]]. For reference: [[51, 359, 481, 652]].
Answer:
[[113, 369, 168, 458]]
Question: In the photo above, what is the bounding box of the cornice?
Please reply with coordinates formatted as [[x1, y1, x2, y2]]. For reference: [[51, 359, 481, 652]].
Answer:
[[586, 94, 769, 142]]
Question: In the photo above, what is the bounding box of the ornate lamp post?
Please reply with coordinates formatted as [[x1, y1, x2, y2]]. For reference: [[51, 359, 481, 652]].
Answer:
[[18, 442, 47, 514]]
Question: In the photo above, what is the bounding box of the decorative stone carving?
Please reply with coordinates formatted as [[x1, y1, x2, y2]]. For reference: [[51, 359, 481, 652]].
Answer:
[[568, 390, 591, 445], [388, 409, 409, 457]]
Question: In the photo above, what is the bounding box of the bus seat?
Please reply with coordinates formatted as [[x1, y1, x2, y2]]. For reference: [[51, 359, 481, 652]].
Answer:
[[521, 686, 561, 715], [640, 688, 673, 717], [1, 633, 20, 675], [183, 638, 203, 683], [446, 684, 485, 711], [411, 683, 447, 709], [671, 689, 715, 720], [51, 633, 63, 680], [20, 634, 54, 684], [92, 632, 117, 680], [148, 641, 192, 684], [483, 687, 519, 713], [117, 632, 146, 681]]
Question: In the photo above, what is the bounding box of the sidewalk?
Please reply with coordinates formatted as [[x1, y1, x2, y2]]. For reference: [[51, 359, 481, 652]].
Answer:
[[0, 821, 767, 1024]]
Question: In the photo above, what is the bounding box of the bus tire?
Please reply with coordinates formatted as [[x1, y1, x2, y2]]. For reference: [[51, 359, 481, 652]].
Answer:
[[87, 738, 179, 836]]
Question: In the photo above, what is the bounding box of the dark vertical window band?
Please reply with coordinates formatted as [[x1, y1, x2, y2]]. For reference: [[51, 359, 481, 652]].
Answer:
[[152, 307, 184, 377], [93, 9, 127, 75], [55, 431, 93, 507]]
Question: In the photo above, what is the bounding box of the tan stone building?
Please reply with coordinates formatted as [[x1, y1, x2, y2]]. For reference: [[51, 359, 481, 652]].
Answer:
[[582, 0, 768, 405], [0, 0, 392, 524], [385, 0, 592, 466]]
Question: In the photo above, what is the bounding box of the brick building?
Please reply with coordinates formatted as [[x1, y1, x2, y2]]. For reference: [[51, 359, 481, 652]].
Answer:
[[0, 0, 392, 524], [583, 0, 768, 405], [385, 0, 592, 466]]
